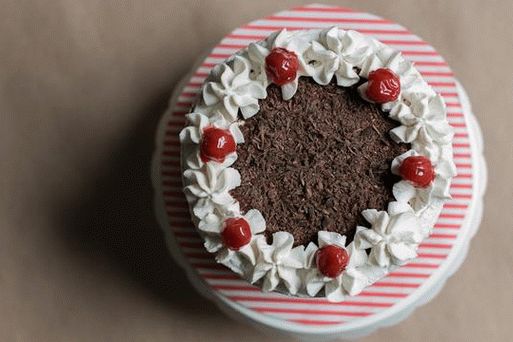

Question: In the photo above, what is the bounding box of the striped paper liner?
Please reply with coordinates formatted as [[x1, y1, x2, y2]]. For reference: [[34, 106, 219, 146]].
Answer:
[[155, 4, 475, 329]]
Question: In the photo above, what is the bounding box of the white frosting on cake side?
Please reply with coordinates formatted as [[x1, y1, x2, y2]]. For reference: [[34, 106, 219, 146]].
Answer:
[[179, 27, 456, 302]]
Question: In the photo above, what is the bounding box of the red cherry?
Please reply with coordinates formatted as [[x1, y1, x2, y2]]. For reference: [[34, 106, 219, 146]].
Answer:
[[365, 68, 401, 103], [221, 218, 252, 250], [265, 48, 299, 86], [200, 127, 236, 163], [399, 156, 435, 188], [316, 245, 349, 278]]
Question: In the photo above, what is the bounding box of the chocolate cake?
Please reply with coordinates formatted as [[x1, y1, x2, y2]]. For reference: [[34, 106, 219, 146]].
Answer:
[[232, 78, 409, 246], [179, 27, 456, 302]]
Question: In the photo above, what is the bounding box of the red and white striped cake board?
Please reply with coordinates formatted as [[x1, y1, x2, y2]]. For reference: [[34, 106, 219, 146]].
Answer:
[[152, 4, 486, 339]]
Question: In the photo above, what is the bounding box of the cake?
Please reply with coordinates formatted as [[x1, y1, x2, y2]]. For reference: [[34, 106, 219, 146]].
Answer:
[[179, 27, 456, 302]]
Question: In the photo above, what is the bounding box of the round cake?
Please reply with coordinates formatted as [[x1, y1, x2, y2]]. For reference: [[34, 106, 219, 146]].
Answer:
[[179, 27, 456, 302]]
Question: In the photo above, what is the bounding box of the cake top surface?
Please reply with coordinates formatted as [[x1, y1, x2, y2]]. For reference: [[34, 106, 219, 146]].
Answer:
[[232, 78, 408, 246]]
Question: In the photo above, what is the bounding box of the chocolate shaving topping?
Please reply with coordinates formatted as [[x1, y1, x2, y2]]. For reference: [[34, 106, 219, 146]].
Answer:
[[231, 77, 409, 246]]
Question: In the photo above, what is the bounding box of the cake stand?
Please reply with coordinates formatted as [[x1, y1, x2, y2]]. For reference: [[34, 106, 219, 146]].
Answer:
[[152, 4, 486, 340]]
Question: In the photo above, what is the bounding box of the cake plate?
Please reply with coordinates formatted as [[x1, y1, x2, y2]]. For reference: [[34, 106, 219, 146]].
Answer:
[[152, 4, 486, 340]]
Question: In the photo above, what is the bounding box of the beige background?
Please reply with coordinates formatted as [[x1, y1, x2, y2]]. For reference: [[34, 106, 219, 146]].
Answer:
[[1, 0, 512, 341]]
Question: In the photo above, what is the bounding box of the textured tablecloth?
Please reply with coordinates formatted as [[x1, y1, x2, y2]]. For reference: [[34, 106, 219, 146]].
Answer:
[[1, 1, 511, 341]]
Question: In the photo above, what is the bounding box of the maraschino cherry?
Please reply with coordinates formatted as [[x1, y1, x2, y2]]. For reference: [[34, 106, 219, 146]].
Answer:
[[399, 155, 435, 188], [365, 68, 401, 103], [265, 47, 299, 86], [221, 218, 252, 251], [200, 127, 236, 163], [316, 245, 349, 278]]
